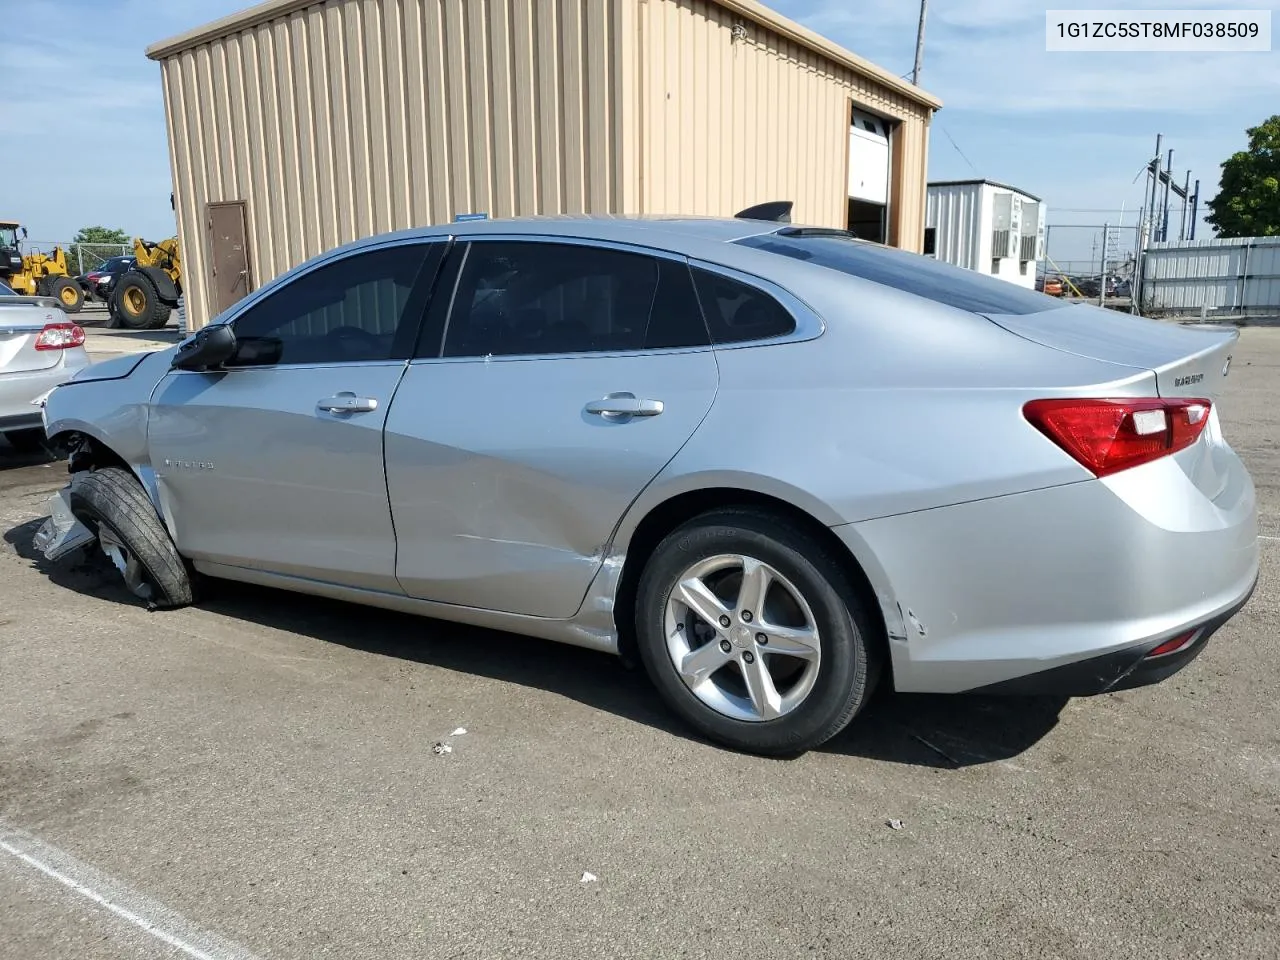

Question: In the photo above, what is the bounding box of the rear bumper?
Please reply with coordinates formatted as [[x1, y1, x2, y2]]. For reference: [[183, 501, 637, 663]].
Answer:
[[834, 446, 1258, 695], [967, 576, 1256, 696]]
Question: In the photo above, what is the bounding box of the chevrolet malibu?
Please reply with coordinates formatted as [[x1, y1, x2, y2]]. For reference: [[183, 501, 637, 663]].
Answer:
[[36, 213, 1257, 755]]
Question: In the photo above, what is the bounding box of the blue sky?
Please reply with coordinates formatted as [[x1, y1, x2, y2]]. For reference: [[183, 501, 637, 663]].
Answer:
[[5, 0, 1277, 261]]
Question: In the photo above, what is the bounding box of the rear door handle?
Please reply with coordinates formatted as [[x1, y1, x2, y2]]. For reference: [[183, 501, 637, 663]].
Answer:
[[318, 392, 378, 414], [585, 393, 664, 420]]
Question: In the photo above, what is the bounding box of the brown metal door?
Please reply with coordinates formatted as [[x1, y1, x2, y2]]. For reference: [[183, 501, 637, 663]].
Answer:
[[206, 201, 252, 314]]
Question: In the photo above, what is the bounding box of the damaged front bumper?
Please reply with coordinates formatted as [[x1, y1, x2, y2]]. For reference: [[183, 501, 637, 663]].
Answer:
[[33, 486, 96, 561]]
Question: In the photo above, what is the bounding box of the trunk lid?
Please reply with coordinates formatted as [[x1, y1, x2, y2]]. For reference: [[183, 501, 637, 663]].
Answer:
[[0, 298, 64, 373], [983, 304, 1238, 401], [986, 304, 1240, 502]]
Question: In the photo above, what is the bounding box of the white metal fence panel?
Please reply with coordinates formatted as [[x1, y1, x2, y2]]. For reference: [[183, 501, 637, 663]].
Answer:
[[1142, 237, 1280, 317]]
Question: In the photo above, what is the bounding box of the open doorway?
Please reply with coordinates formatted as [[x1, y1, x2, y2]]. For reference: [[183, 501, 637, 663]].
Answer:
[[846, 107, 890, 244]]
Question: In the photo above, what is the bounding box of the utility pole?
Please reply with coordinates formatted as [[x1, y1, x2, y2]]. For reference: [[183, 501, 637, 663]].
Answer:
[[1147, 134, 1162, 245], [912, 0, 929, 84], [1189, 179, 1201, 239], [1179, 170, 1191, 240]]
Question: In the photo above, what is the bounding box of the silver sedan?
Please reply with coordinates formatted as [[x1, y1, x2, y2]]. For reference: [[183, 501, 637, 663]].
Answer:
[[36, 214, 1257, 754], [0, 283, 89, 452]]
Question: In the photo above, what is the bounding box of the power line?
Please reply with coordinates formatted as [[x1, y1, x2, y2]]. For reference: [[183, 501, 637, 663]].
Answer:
[[938, 125, 979, 177]]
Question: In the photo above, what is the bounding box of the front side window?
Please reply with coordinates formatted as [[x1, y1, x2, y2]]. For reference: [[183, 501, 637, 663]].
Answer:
[[441, 242, 708, 358], [228, 244, 436, 366]]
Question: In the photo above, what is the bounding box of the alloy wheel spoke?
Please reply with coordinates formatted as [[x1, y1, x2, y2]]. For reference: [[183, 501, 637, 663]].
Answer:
[[736, 558, 772, 620], [740, 653, 783, 720], [758, 623, 820, 660], [676, 576, 731, 631], [679, 640, 734, 686]]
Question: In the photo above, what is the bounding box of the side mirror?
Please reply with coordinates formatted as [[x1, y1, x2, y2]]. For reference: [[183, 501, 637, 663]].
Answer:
[[21, 227, 28, 238], [172, 323, 237, 371]]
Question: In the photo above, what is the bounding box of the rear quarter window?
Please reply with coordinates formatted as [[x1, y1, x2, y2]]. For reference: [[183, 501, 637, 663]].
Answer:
[[691, 268, 796, 343], [736, 232, 1067, 316]]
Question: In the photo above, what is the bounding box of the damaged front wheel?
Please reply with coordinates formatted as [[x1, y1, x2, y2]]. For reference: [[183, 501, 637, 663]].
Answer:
[[67, 466, 194, 609]]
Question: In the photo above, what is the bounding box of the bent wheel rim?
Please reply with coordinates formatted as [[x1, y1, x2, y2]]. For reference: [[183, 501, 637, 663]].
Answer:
[[96, 523, 154, 601], [664, 554, 822, 723]]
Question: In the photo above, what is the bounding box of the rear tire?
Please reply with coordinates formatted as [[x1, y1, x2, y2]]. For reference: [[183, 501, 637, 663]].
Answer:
[[110, 272, 163, 330], [634, 508, 880, 756], [49, 276, 83, 313], [68, 466, 193, 609], [4, 428, 46, 453]]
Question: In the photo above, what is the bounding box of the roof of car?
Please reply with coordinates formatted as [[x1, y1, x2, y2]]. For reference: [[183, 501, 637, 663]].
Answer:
[[316, 215, 795, 265], [440, 214, 786, 243]]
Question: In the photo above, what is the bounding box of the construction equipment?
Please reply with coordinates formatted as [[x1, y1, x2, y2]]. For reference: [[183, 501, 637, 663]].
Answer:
[[109, 236, 182, 330], [0, 220, 84, 313]]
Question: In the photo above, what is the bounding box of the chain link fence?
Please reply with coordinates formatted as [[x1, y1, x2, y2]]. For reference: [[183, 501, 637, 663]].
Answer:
[[1041, 224, 1141, 303], [21, 241, 133, 276]]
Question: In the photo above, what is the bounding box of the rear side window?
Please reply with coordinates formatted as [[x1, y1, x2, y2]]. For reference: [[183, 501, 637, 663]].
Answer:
[[691, 268, 796, 343], [441, 242, 709, 357], [736, 232, 1066, 316]]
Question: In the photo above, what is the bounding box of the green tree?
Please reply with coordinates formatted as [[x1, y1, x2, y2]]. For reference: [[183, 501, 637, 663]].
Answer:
[[65, 226, 132, 275], [1206, 115, 1280, 238]]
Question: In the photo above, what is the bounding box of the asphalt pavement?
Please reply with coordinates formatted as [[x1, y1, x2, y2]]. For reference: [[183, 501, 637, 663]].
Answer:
[[1, 326, 1277, 959]]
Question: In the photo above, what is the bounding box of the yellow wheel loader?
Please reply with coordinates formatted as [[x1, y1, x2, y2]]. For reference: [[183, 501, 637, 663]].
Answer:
[[0, 220, 84, 313], [108, 236, 182, 330]]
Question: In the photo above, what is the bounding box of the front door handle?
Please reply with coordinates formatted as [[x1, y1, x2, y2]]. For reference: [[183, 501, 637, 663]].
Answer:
[[318, 392, 378, 414], [585, 393, 664, 421]]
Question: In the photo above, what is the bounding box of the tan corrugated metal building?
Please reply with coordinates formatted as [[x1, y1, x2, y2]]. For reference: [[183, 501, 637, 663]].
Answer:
[[147, 0, 940, 330]]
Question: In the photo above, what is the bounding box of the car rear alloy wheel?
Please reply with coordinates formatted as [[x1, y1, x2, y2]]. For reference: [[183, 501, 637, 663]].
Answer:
[[664, 554, 822, 722], [636, 508, 879, 755]]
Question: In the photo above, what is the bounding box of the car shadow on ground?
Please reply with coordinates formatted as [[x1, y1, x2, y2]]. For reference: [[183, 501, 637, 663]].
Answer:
[[6, 517, 1067, 768]]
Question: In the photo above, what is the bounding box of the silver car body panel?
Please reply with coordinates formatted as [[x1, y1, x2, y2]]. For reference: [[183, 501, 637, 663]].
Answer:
[[43, 349, 175, 471], [64, 351, 153, 384], [385, 348, 719, 618], [844, 412, 1257, 692], [149, 362, 409, 592], [37, 215, 1259, 687]]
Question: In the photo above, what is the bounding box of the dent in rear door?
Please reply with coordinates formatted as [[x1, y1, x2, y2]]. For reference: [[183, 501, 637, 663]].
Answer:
[[384, 351, 718, 618]]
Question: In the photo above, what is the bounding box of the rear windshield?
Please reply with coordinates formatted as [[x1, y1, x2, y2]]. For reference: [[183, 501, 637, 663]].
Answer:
[[736, 232, 1066, 316]]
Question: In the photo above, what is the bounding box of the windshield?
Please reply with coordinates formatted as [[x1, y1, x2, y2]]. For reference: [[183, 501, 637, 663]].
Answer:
[[736, 231, 1069, 317], [0, 226, 18, 248]]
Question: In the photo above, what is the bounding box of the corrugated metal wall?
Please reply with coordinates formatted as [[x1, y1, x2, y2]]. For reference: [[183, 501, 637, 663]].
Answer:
[[925, 182, 983, 271], [629, 0, 931, 243], [1142, 237, 1280, 317], [156, 0, 935, 328], [159, 0, 624, 329]]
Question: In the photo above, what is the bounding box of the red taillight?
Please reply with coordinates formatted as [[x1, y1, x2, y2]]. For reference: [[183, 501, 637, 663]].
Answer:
[[34, 322, 86, 351], [1023, 397, 1211, 477], [1146, 629, 1199, 659]]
